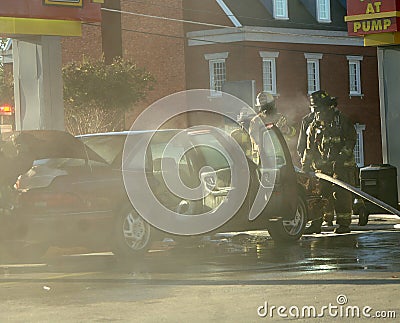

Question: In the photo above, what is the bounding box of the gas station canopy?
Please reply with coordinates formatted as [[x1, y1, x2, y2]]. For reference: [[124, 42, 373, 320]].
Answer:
[[0, 0, 103, 37]]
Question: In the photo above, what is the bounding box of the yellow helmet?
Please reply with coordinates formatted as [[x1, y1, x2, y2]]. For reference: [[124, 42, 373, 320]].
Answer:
[[256, 92, 275, 113]]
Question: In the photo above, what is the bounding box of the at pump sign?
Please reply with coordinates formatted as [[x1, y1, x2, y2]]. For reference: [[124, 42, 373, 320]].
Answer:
[[345, 0, 400, 36]]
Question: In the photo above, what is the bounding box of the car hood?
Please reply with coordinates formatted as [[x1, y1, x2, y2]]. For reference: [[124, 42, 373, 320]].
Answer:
[[1, 130, 105, 163]]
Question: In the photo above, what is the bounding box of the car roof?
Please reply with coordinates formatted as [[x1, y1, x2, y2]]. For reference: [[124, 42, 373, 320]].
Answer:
[[77, 129, 181, 138]]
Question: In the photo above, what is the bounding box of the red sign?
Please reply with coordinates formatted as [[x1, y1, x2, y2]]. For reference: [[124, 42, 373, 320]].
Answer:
[[348, 17, 400, 36], [347, 0, 400, 16], [346, 0, 400, 36], [0, 0, 101, 22]]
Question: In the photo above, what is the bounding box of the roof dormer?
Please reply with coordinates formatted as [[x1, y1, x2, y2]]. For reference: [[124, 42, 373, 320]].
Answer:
[[299, 0, 332, 23], [260, 0, 289, 20]]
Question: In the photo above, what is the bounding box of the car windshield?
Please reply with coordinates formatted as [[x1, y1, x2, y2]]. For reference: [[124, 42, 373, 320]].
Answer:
[[188, 132, 231, 170]]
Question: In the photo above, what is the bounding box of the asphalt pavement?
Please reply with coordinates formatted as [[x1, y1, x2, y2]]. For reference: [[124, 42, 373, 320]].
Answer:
[[0, 214, 399, 322]]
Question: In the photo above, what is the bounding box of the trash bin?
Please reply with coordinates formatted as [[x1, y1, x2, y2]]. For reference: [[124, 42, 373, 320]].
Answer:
[[359, 164, 399, 215]]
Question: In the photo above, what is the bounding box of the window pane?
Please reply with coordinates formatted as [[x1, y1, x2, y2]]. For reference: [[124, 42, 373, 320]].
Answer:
[[275, 0, 287, 18], [354, 135, 361, 165], [349, 61, 360, 94], [349, 64, 356, 91], [307, 61, 318, 92], [211, 60, 226, 91], [353, 128, 364, 167], [318, 0, 329, 20], [263, 59, 273, 92]]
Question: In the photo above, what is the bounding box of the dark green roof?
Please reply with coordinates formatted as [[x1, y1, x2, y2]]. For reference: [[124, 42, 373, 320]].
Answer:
[[223, 0, 347, 31]]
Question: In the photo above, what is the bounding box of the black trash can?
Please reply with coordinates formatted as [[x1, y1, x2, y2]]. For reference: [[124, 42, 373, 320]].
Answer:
[[359, 164, 399, 214]]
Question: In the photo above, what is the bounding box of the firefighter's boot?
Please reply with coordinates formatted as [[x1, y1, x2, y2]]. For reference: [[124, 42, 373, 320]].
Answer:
[[334, 226, 351, 234], [334, 213, 352, 234], [304, 219, 323, 234]]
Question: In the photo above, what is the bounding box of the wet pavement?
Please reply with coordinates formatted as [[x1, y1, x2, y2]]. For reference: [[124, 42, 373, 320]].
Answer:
[[0, 215, 400, 322], [1, 214, 400, 276]]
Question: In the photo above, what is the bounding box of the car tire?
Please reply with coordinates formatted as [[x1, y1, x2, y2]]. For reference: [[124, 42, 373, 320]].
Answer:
[[267, 196, 308, 242], [113, 205, 154, 259]]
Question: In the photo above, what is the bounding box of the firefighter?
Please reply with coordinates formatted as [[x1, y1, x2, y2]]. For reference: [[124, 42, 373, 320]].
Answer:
[[230, 108, 254, 159], [250, 92, 296, 139], [298, 101, 335, 227], [297, 105, 315, 162], [302, 90, 357, 234]]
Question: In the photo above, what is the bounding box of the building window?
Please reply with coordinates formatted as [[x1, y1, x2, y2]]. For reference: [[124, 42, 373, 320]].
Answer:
[[274, 0, 288, 19], [209, 59, 226, 92], [260, 51, 279, 95], [204, 52, 229, 95], [304, 53, 323, 94], [317, 0, 331, 22], [347, 55, 363, 96], [354, 123, 366, 167]]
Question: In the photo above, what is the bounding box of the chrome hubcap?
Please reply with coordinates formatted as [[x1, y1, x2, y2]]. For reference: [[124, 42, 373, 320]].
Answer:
[[282, 203, 305, 235], [122, 212, 150, 250]]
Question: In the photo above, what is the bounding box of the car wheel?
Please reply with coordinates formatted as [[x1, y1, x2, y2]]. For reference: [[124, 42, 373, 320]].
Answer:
[[267, 196, 308, 242], [113, 206, 153, 258], [358, 206, 369, 226]]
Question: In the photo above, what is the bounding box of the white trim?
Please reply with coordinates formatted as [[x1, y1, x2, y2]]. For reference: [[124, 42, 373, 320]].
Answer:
[[346, 55, 363, 61], [274, 0, 289, 20], [304, 53, 323, 60], [259, 51, 279, 58], [347, 56, 363, 96], [377, 48, 388, 164], [260, 51, 279, 94], [262, 58, 277, 94], [317, 0, 331, 23], [204, 52, 229, 60], [305, 53, 323, 94], [187, 26, 364, 47], [215, 0, 242, 28], [205, 54, 227, 96], [354, 123, 366, 167]]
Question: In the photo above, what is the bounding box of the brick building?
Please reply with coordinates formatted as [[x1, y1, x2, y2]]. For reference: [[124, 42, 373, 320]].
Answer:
[[183, 0, 382, 167], [60, 0, 381, 166]]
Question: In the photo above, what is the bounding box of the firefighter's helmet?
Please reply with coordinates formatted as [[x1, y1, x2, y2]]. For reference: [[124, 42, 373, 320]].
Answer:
[[309, 90, 333, 111], [256, 92, 275, 114]]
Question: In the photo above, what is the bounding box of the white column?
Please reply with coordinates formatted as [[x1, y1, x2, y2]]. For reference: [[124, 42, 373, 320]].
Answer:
[[377, 46, 400, 200], [12, 36, 64, 130]]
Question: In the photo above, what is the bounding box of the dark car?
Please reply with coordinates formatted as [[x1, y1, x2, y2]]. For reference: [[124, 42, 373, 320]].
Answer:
[[1, 126, 323, 258]]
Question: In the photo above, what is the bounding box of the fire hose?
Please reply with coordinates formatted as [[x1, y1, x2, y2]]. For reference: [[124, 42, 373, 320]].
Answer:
[[313, 172, 400, 217]]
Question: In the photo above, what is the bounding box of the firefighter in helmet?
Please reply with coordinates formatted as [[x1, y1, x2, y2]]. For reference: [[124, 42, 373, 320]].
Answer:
[[251, 92, 296, 138], [302, 90, 357, 234]]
